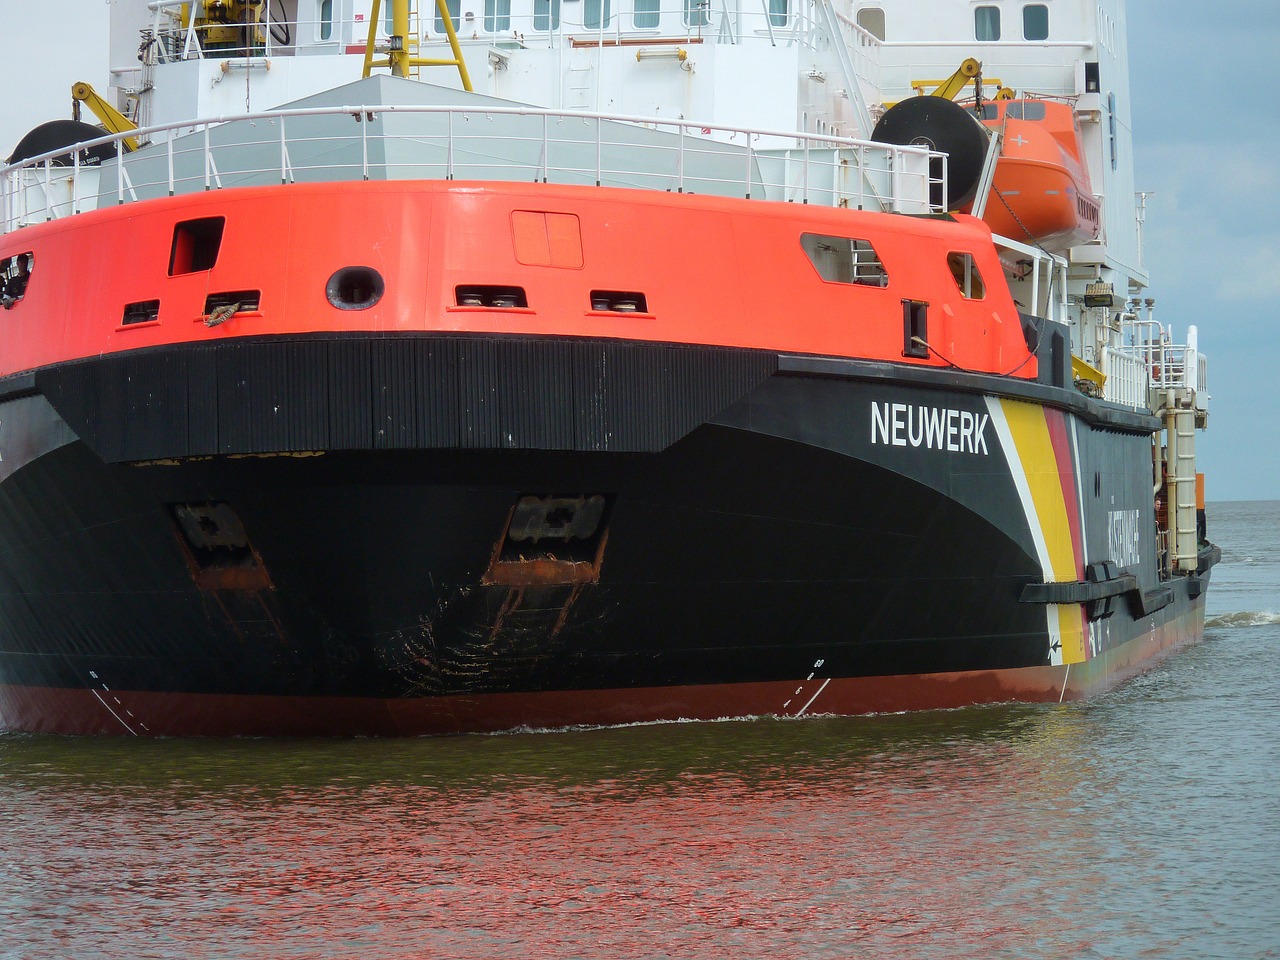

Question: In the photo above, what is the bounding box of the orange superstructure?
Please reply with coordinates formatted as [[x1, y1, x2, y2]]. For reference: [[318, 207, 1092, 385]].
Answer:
[[0, 180, 1035, 381]]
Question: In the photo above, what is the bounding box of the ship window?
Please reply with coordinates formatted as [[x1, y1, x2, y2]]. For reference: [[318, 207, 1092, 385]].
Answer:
[[947, 253, 986, 300], [434, 0, 462, 34], [584, 0, 611, 28], [975, 6, 1000, 41], [455, 284, 529, 308], [590, 290, 648, 313], [122, 299, 161, 325], [317, 0, 332, 40], [484, 0, 511, 31], [1, 252, 33, 308], [1005, 100, 1046, 121], [856, 7, 885, 40], [169, 217, 225, 276], [534, 0, 560, 30], [684, 0, 709, 27], [903, 300, 929, 358], [800, 233, 889, 287], [1023, 4, 1049, 40], [633, 0, 659, 27], [768, 0, 788, 26]]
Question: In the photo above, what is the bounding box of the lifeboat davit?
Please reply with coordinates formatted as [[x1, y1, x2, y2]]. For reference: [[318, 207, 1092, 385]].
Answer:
[[975, 97, 1101, 252]]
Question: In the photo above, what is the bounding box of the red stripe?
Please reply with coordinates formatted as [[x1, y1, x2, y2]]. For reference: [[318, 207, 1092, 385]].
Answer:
[[1044, 408, 1083, 578]]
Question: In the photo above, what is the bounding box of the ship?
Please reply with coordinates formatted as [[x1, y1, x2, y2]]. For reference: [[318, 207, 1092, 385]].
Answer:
[[0, 0, 1218, 735]]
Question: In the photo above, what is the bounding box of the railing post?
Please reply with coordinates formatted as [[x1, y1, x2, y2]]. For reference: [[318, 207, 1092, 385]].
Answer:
[[677, 123, 686, 193], [42, 159, 52, 221], [167, 134, 175, 196], [541, 112, 549, 183], [203, 124, 212, 190], [595, 116, 603, 187], [745, 133, 753, 199], [446, 111, 454, 180], [279, 117, 288, 184], [361, 111, 369, 181], [71, 144, 80, 216], [802, 134, 809, 204], [117, 137, 125, 204]]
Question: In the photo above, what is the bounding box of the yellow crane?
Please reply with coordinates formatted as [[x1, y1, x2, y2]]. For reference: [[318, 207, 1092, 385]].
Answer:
[[361, 0, 473, 92], [71, 82, 139, 152]]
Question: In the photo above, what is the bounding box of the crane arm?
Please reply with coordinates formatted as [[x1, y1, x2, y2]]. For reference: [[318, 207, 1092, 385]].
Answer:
[[71, 82, 139, 152]]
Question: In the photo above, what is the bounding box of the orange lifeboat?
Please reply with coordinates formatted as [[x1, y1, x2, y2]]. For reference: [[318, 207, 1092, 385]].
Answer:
[[974, 97, 1101, 252]]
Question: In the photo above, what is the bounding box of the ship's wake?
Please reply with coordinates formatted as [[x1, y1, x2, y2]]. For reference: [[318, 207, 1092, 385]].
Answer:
[[1206, 611, 1280, 628]]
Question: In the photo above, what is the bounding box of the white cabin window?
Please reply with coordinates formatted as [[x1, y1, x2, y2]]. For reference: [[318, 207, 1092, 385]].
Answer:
[[584, 0, 611, 28], [633, 0, 659, 27], [316, 0, 333, 39], [1023, 4, 1048, 40], [947, 252, 986, 300], [485, 0, 511, 30], [856, 7, 885, 40], [768, 0, 788, 26], [975, 6, 1000, 41], [683, 0, 709, 27], [434, 0, 462, 33], [800, 234, 889, 287], [534, 0, 561, 30]]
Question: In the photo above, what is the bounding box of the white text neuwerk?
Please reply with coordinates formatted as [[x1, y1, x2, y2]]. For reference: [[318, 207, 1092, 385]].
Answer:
[[870, 401, 990, 455]]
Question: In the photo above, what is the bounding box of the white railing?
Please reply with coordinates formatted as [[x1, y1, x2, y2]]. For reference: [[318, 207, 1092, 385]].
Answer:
[[1105, 316, 1210, 413], [1, 104, 945, 233], [1100, 345, 1147, 409]]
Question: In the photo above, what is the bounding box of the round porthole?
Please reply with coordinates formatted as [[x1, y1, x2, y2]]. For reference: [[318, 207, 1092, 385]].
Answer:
[[326, 266, 384, 310]]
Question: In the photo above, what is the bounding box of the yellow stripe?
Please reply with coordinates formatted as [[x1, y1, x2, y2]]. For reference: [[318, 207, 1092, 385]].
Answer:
[[1000, 400, 1086, 664]]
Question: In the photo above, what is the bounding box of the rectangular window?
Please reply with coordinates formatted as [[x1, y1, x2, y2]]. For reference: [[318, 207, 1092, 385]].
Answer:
[[903, 300, 929, 358], [856, 7, 885, 40], [584, 0, 611, 29], [684, 0, 709, 27], [2, 252, 33, 306], [947, 253, 986, 300], [484, 0, 511, 31], [1023, 4, 1048, 40], [801, 234, 889, 287], [169, 217, 225, 276], [434, 0, 461, 34], [534, 0, 561, 30], [318, 0, 332, 40], [768, 0, 788, 27], [975, 6, 1000, 41], [633, 0, 659, 27]]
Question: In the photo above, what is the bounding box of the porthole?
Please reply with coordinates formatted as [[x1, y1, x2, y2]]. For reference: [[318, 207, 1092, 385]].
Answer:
[[326, 266, 385, 311]]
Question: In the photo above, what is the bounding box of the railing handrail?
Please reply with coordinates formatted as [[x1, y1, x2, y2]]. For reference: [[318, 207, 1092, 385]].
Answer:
[[2, 102, 936, 178], [1, 101, 945, 234]]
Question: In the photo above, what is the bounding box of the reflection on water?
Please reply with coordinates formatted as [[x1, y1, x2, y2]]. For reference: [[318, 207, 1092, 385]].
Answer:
[[3, 499, 1278, 959], [5, 672, 1276, 960]]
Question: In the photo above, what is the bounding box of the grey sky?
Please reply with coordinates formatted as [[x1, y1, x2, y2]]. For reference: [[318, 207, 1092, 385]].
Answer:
[[2, 0, 1276, 499]]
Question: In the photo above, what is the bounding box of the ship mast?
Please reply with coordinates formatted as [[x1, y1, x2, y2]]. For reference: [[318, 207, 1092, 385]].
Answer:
[[361, 0, 473, 91]]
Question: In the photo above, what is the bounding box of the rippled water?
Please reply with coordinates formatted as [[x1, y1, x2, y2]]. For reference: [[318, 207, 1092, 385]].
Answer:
[[2, 501, 1277, 959]]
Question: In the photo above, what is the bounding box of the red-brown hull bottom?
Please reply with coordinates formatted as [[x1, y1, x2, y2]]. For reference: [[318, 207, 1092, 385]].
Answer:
[[0, 598, 1205, 737]]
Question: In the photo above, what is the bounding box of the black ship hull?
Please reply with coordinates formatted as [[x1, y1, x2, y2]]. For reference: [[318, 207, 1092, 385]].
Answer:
[[0, 334, 1215, 735]]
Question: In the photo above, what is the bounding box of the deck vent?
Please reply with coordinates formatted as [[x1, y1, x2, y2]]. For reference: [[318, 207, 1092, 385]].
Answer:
[[590, 290, 648, 313], [203, 290, 261, 315], [169, 217, 225, 276], [326, 266, 384, 310], [455, 285, 528, 309], [903, 300, 929, 358], [122, 299, 160, 325]]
